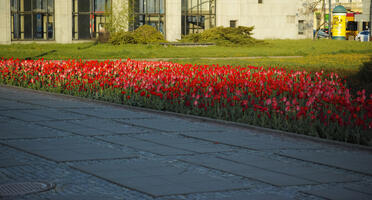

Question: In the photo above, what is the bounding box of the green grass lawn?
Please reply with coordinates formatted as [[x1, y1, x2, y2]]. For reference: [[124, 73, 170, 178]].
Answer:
[[1, 39, 371, 93], [1, 39, 371, 60]]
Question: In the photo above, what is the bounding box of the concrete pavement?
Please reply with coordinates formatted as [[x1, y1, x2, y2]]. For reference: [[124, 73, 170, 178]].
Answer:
[[0, 85, 372, 200]]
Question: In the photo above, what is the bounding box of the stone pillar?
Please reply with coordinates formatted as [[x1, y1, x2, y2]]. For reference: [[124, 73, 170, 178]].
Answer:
[[165, 0, 181, 42], [55, 0, 72, 43], [0, 0, 11, 44]]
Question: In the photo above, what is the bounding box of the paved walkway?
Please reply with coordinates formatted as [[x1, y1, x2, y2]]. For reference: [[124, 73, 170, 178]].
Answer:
[[0, 86, 372, 200]]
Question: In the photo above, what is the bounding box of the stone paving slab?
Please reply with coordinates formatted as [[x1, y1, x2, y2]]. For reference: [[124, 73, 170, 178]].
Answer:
[[72, 160, 249, 197], [0, 121, 71, 139], [345, 184, 372, 195], [66, 107, 153, 119], [69, 118, 149, 135], [220, 152, 360, 184], [302, 187, 372, 200], [0, 99, 42, 110], [278, 150, 372, 176], [182, 131, 321, 150], [181, 156, 315, 186], [119, 117, 224, 132], [98, 135, 192, 155], [0, 110, 52, 122], [133, 133, 233, 153], [35, 121, 108, 136], [219, 193, 293, 200], [19, 99, 99, 109], [45, 195, 113, 200], [0, 157, 25, 168], [18, 109, 90, 120], [4, 138, 136, 162]]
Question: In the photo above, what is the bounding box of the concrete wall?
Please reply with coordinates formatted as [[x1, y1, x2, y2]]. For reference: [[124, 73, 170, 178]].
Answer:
[[0, 0, 11, 44], [166, 0, 181, 41], [217, 0, 313, 39], [55, 0, 72, 43]]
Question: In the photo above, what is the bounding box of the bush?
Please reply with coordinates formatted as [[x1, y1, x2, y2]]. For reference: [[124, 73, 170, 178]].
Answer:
[[133, 25, 166, 44], [110, 31, 136, 45], [109, 25, 166, 45], [181, 26, 260, 46]]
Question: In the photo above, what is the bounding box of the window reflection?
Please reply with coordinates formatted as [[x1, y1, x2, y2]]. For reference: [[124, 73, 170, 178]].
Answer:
[[11, 0, 54, 40], [72, 0, 111, 40], [130, 0, 165, 33], [182, 0, 216, 35]]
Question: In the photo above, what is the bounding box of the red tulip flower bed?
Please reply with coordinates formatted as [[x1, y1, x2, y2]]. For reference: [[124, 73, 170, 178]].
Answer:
[[1, 58, 371, 145]]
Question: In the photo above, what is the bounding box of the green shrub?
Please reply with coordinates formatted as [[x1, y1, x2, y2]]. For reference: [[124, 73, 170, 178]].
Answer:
[[181, 26, 260, 46], [109, 31, 136, 45], [133, 25, 166, 44], [109, 25, 166, 45]]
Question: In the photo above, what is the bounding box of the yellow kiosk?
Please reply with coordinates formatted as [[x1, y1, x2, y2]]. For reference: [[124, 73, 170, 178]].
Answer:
[[332, 5, 347, 40]]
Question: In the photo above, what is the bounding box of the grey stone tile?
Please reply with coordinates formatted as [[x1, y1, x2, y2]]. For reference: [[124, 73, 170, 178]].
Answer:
[[71, 118, 148, 134], [98, 135, 192, 155], [0, 158, 26, 168], [66, 107, 153, 119], [20, 109, 89, 120], [0, 99, 42, 110], [5, 138, 136, 162], [120, 117, 224, 132], [219, 193, 293, 200], [46, 195, 113, 200], [221, 153, 360, 183], [0, 110, 51, 122], [73, 160, 248, 197], [0, 121, 71, 139], [21, 99, 97, 108], [345, 184, 372, 195], [278, 150, 372, 175], [36, 121, 107, 136], [182, 131, 320, 150], [133, 133, 233, 153], [135, 183, 196, 197], [302, 187, 372, 200], [182, 156, 315, 186]]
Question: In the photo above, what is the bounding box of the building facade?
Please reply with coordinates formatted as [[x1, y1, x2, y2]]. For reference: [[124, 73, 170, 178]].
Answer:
[[0, 0, 331, 44]]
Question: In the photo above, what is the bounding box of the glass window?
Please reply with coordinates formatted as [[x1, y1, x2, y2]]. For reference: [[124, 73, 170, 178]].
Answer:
[[129, 0, 165, 34], [11, 0, 54, 41], [181, 0, 216, 35], [298, 20, 305, 35], [72, 0, 111, 40]]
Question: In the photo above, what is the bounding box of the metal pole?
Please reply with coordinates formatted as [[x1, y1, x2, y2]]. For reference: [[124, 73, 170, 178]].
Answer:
[[328, 0, 332, 38]]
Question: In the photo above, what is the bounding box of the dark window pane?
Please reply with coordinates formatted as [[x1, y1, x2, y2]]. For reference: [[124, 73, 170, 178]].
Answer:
[[48, 0, 54, 12], [78, 14, 91, 39], [33, 13, 44, 39], [33, 0, 47, 11], [79, 0, 91, 12], [11, 0, 18, 12], [95, 0, 105, 12], [48, 22, 53, 39], [24, 0, 32, 11], [105, 0, 111, 10], [13, 14, 21, 39], [24, 14, 32, 39]]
